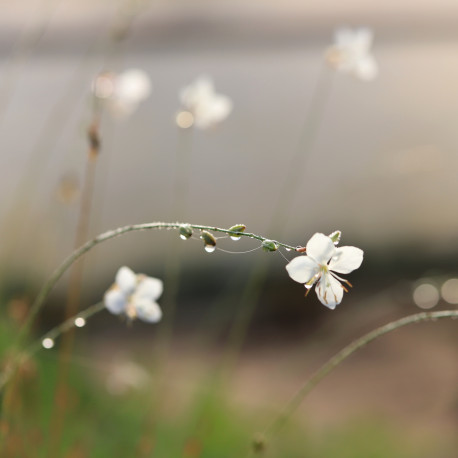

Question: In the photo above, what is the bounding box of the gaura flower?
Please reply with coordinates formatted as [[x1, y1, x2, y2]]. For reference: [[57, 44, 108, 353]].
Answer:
[[325, 27, 378, 81], [286, 233, 363, 309], [92, 69, 152, 118], [177, 76, 232, 129], [104, 266, 163, 323]]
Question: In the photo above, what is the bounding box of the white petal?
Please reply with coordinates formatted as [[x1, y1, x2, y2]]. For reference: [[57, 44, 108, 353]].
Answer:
[[116, 69, 152, 103], [306, 233, 336, 265], [115, 266, 137, 294], [180, 76, 214, 109], [329, 246, 364, 274], [315, 273, 344, 310], [355, 55, 378, 81], [134, 298, 162, 323], [286, 256, 320, 284], [334, 28, 354, 47], [355, 27, 374, 53], [104, 288, 127, 315], [135, 276, 164, 301]]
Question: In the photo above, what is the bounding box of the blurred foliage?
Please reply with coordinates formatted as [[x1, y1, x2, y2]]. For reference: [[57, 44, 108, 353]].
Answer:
[[0, 313, 444, 458]]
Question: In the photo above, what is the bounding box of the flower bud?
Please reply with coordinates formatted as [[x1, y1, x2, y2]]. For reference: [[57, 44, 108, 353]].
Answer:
[[228, 224, 246, 233], [228, 224, 246, 241], [179, 224, 193, 240], [262, 240, 278, 252], [200, 231, 216, 252], [329, 230, 341, 245]]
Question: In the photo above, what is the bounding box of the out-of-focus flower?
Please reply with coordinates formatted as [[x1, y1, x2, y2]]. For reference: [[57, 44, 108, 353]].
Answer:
[[106, 358, 150, 396], [326, 27, 378, 81], [92, 69, 152, 117], [104, 266, 163, 323], [176, 76, 232, 129], [286, 233, 363, 309]]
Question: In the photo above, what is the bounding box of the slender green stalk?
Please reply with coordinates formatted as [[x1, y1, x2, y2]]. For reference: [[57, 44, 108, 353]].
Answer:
[[0, 302, 105, 394], [250, 309, 458, 455], [27, 302, 105, 357], [16, 222, 296, 346]]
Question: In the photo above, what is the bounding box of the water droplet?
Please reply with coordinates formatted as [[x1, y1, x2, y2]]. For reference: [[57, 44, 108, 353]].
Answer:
[[204, 245, 216, 253], [230, 236, 241, 241], [180, 234, 187, 240], [285, 247, 292, 252], [42, 338, 54, 349], [74, 317, 86, 328]]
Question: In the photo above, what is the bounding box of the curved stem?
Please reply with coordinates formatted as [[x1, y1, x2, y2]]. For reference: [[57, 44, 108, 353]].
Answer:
[[257, 309, 458, 450], [17, 222, 297, 345], [27, 302, 105, 357], [0, 302, 105, 392]]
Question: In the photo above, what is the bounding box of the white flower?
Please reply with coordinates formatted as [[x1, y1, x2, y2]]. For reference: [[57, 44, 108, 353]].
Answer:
[[92, 69, 152, 118], [326, 27, 378, 81], [286, 233, 363, 309], [177, 76, 232, 129], [104, 266, 163, 323]]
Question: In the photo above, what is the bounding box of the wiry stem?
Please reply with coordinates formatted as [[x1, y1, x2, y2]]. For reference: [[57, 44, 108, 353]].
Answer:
[[17, 222, 297, 345], [251, 309, 458, 455], [0, 303, 105, 392], [27, 302, 105, 357]]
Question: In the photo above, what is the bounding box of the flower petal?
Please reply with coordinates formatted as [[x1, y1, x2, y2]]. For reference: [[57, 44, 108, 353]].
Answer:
[[329, 246, 364, 274], [306, 233, 336, 265], [115, 266, 137, 294], [286, 256, 320, 284], [355, 55, 378, 81], [135, 276, 164, 301], [116, 69, 152, 103], [104, 288, 127, 315], [315, 273, 344, 310], [134, 298, 163, 323]]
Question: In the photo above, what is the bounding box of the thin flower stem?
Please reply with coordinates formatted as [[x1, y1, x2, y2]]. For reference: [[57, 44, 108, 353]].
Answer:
[[0, 302, 105, 393], [27, 302, 105, 357], [16, 222, 297, 347], [251, 309, 458, 455]]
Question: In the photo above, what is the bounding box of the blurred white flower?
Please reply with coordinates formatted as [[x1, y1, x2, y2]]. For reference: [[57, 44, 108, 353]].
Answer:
[[92, 69, 152, 118], [177, 76, 232, 129], [286, 233, 363, 309], [106, 358, 150, 396], [104, 266, 163, 323], [326, 27, 378, 81]]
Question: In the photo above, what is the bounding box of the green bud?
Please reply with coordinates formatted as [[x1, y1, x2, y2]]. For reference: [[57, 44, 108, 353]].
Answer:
[[228, 224, 246, 241], [329, 230, 341, 245], [179, 224, 193, 240], [200, 230, 216, 247], [228, 224, 246, 233], [262, 239, 278, 252]]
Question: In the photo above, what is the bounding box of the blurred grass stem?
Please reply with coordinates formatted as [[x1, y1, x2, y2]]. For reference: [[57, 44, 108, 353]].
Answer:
[[221, 65, 335, 376]]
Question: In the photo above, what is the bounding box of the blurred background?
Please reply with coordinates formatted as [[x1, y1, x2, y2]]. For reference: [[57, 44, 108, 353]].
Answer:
[[0, 0, 457, 456]]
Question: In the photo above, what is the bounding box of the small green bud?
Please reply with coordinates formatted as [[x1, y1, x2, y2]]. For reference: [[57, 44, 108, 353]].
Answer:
[[329, 230, 341, 245], [200, 230, 216, 247], [228, 224, 246, 233], [179, 224, 193, 240], [228, 224, 246, 241], [262, 239, 278, 252]]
